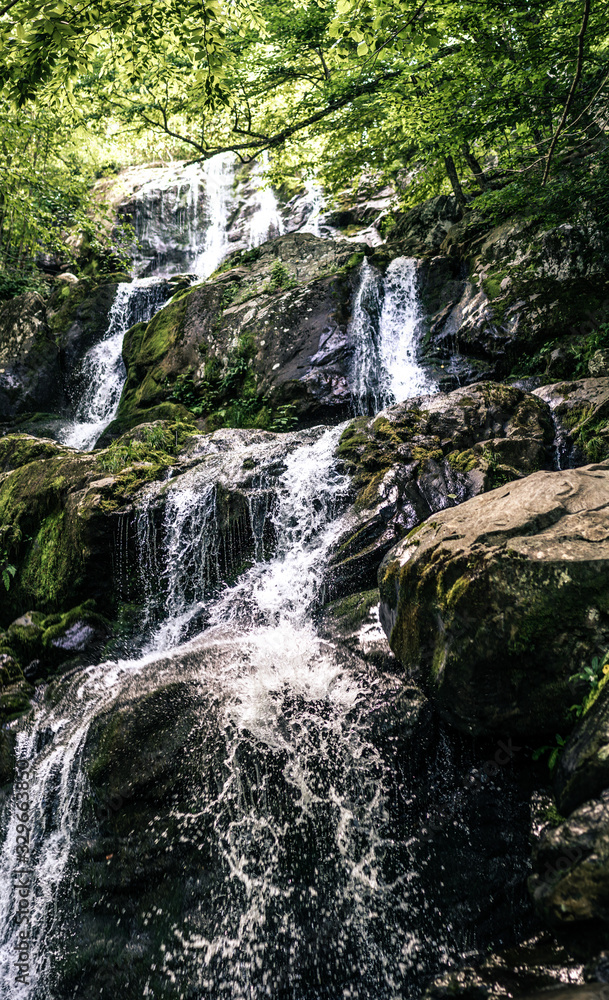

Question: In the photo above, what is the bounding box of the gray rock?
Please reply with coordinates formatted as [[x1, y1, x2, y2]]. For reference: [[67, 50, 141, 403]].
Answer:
[[329, 381, 553, 597], [389, 195, 463, 256], [555, 682, 609, 816], [0, 292, 64, 418], [589, 351, 609, 378], [420, 213, 609, 376], [529, 790, 609, 923], [534, 378, 609, 468], [114, 233, 368, 434]]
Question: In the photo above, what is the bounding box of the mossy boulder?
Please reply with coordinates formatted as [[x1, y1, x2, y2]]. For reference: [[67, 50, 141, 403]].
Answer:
[[378, 460, 609, 738], [329, 381, 553, 597], [0, 426, 197, 624], [113, 232, 369, 435], [0, 291, 64, 418], [46, 277, 123, 372]]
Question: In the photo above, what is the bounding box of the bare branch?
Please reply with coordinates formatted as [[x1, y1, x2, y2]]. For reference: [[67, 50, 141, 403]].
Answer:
[[542, 0, 591, 186]]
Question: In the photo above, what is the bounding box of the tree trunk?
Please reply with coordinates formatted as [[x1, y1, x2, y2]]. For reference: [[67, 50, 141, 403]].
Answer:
[[461, 143, 487, 190], [444, 154, 468, 209]]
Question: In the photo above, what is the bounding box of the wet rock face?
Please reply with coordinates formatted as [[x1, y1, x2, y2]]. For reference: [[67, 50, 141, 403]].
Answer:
[[113, 233, 367, 435], [424, 932, 586, 1000], [46, 278, 124, 373], [0, 292, 64, 418], [389, 195, 463, 256], [555, 682, 609, 816], [534, 378, 609, 468], [0, 423, 326, 641], [389, 205, 609, 379], [378, 460, 609, 738], [530, 790, 609, 923], [329, 381, 553, 597]]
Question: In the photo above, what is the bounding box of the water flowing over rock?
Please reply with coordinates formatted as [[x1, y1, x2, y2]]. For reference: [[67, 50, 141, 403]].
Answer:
[[533, 378, 609, 469], [57, 278, 172, 450], [349, 257, 433, 415], [116, 155, 311, 278], [4, 166, 609, 1000], [378, 460, 609, 738]]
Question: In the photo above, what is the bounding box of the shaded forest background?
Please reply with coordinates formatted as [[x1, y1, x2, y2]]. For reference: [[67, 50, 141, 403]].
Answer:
[[0, 0, 607, 298]]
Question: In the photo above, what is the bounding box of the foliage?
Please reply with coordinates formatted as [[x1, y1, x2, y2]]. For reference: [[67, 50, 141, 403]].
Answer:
[[265, 260, 296, 293], [1, 558, 16, 591], [0, 101, 133, 293], [2, 0, 606, 212], [269, 403, 298, 432], [569, 651, 609, 719], [532, 734, 567, 772]]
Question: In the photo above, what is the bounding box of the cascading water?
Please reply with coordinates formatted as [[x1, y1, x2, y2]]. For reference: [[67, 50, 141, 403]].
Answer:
[[349, 257, 434, 415], [248, 157, 285, 248], [194, 154, 236, 279], [57, 278, 170, 451], [0, 173, 528, 1000]]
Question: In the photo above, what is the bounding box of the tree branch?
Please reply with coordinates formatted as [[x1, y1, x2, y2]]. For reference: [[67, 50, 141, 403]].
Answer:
[[542, 0, 591, 186]]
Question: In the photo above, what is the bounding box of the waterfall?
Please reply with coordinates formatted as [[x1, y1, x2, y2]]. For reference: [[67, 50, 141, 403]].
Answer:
[[0, 166, 502, 1000], [349, 257, 434, 415], [194, 154, 236, 278], [0, 424, 450, 998], [0, 662, 145, 1000], [57, 278, 170, 451], [248, 157, 285, 248], [299, 180, 325, 237]]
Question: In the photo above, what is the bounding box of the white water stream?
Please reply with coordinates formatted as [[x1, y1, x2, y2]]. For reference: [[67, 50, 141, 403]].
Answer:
[[350, 258, 433, 415], [57, 278, 170, 451]]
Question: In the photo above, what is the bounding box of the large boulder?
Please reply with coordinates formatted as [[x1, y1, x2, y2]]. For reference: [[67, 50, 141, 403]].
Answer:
[[329, 381, 553, 597], [109, 232, 368, 436], [388, 195, 463, 256], [378, 461, 609, 737], [0, 292, 64, 418]]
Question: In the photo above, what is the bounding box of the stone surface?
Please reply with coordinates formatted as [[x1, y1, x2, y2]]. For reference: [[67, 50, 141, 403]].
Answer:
[[378, 461, 609, 737], [111, 232, 368, 436], [329, 381, 553, 597], [424, 933, 585, 1000], [0, 292, 64, 418], [410, 211, 609, 378], [529, 790, 609, 923], [318, 588, 401, 673], [534, 378, 609, 467], [555, 681, 609, 816], [0, 423, 327, 626], [389, 195, 463, 256]]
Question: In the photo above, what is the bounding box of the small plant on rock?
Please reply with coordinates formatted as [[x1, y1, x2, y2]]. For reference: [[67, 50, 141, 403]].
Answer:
[[569, 652, 609, 719], [532, 734, 567, 772]]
